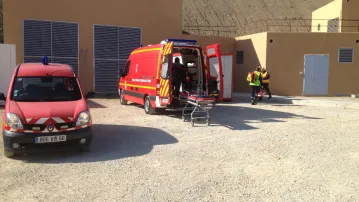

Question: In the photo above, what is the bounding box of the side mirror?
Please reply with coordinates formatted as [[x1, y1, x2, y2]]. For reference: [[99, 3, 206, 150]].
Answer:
[[0, 93, 6, 101], [119, 69, 125, 77]]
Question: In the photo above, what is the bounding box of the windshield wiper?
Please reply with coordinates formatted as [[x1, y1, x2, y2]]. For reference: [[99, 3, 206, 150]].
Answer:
[[14, 99, 49, 102]]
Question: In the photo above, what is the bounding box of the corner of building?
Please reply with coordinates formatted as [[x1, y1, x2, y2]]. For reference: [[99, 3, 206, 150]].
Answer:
[[233, 32, 268, 93], [311, 0, 342, 33]]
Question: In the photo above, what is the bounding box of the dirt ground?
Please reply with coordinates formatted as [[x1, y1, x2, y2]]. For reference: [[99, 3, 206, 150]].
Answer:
[[1, 97, 359, 201]]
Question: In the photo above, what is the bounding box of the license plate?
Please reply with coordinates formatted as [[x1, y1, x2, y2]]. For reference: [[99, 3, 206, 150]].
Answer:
[[35, 135, 66, 143]]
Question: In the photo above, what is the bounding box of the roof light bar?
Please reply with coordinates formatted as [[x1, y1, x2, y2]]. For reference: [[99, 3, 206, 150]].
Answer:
[[162, 38, 197, 45], [42, 56, 49, 65]]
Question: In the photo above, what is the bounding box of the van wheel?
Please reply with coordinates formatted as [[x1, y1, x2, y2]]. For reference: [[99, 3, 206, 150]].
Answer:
[[120, 89, 128, 105], [4, 148, 15, 158], [144, 96, 155, 115]]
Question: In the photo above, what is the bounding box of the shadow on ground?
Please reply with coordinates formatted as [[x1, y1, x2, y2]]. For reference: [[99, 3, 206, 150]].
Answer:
[[87, 100, 107, 108], [159, 101, 321, 131], [231, 93, 303, 105], [13, 124, 178, 164], [208, 105, 320, 130]]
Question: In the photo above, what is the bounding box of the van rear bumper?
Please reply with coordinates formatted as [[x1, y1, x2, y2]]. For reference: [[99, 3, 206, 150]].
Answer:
[[2, 127, 93, 154]]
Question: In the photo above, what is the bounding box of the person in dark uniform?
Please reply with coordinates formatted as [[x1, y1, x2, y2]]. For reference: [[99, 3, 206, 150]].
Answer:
[[172, 57, 186, 97]]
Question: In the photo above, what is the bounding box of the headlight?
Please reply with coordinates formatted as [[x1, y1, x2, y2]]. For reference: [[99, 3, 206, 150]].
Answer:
[[6, 113, 24, 130], [76, 111, 91, 126]]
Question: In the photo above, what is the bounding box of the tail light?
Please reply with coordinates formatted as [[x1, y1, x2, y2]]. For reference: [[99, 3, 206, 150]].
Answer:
[[156, 79, 160, 95]]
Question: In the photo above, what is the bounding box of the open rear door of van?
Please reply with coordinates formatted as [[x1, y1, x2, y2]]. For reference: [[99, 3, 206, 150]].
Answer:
[[206, 44, 223, 102], [159, 42, 173, 99]]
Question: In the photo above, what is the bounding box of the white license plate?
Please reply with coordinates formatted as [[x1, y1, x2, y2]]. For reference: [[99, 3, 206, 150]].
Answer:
[[35, 135, 67, 143]]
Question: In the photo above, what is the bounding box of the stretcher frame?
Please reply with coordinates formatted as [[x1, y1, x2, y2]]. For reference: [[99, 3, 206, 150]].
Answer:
[[179, 91, 216, 126]]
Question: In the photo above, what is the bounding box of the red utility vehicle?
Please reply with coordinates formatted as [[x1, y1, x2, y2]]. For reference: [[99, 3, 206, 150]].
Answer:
[[0, 57, 92, 158], [118, 39, 224, 114]]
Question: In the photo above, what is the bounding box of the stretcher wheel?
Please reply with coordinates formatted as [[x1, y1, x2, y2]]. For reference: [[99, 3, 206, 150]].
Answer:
[[206, 119, 210, 126], [191, 120, 195, 126], [182, 116, 186, 122]]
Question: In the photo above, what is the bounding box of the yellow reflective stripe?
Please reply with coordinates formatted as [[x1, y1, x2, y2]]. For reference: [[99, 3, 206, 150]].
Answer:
[[131, 48, 161, 54], [163, 42, 173, 55], [119, 83, 156, 90], [164, 80, 169, 96]]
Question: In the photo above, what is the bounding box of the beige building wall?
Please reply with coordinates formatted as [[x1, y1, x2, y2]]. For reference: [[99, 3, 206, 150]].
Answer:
[[2, 0, 236, 94], [311, 0, 342, 32], [3, 0, 183, 93], [180, 35, 236, 54], [341, 0, 359, 32], [266, 32, 359, 96], [234, 32, 267, 92]]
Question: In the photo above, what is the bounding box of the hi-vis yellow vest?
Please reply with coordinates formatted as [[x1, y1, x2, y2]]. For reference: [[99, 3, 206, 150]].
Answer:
[[248, 71, 261, 86], [262, 72, 269, 83]]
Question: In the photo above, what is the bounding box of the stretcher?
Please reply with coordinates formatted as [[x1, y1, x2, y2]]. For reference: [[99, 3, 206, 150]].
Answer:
[[179, 91, 216, 126]]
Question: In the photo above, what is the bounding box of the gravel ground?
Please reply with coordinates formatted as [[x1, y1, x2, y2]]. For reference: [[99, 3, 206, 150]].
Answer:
[[1, 98, 359, 201]]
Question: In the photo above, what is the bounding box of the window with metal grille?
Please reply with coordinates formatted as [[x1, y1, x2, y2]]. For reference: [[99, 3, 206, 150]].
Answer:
[[23, 20, 79, 74], [236, 51, 244, 64], [338, 48, 354, 63], [94, 25, 141, 94]]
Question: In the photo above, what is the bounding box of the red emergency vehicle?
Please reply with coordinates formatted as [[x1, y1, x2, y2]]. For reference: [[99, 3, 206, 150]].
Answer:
[[0, 57, 92, 158], [118, 39, 224, 114]]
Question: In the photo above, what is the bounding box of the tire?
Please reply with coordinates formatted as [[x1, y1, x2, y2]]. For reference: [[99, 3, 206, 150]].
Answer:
[[4, 148, 14, 158], [144, 96, 156, 115], [119, 89, 128, 105]]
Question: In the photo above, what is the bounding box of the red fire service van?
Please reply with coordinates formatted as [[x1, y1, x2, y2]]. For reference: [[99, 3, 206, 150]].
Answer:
[[0, 57, 92, 158], [118, 39, 224, 114]]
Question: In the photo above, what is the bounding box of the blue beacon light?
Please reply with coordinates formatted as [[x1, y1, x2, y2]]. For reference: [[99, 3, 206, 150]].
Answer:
[[164, 38, 197, 44], [42, 56, 49, 65]]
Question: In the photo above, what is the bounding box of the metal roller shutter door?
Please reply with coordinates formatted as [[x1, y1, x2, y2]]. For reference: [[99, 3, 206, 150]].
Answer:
[[23, 20, 79, 74], [94, 25, 141, 94]]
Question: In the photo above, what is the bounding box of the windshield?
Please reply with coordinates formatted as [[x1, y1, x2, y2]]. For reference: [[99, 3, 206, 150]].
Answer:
[[11, 77, 82, 102]]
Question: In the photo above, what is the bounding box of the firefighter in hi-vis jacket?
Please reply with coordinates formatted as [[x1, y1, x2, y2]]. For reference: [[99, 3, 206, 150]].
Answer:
[[261, 67, 272, 99]]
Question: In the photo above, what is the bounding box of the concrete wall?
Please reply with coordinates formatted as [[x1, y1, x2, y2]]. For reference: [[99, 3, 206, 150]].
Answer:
[[234, 32, 268, 92], [311, 0, 342, 32], [267, 32, 359, 96]]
